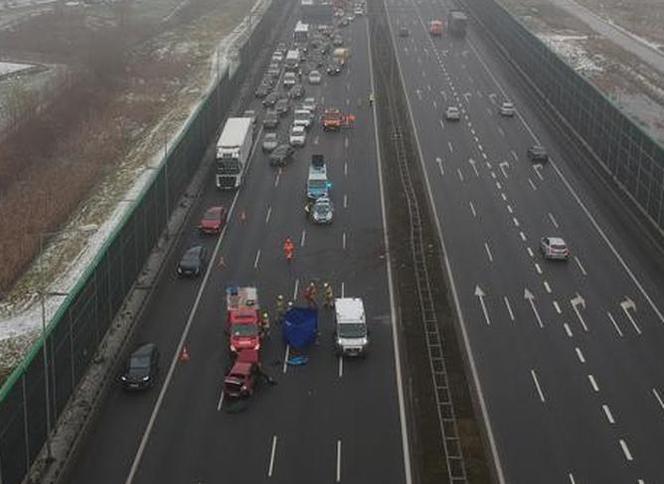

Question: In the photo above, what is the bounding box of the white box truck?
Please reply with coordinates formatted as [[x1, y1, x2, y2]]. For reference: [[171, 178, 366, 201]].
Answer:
[[216, 117, 254, 189]]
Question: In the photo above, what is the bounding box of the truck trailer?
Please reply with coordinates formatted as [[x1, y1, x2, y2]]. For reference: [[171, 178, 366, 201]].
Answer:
[[448, 10, 468, 37], [216, 117, 254, 189]]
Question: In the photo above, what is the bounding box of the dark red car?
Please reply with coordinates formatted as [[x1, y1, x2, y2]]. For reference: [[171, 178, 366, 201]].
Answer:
[[224, 349, 259, 398], [199, 206, 227, 234]]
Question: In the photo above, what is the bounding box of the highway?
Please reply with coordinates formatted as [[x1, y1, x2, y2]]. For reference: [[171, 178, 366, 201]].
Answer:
[[68, 9, 410, 484], [385, 0, 664, 481]]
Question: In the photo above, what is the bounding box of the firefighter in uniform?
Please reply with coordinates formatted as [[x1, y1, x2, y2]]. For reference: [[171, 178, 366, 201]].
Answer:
[[303, 282, 318, 308], [323, 282, 334, 309], [275, 294, 286, 323], [260, 311, 271, 338]]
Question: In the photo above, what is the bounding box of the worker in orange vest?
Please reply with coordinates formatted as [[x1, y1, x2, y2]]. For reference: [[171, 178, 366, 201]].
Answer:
[[283, 236, 295, 263]]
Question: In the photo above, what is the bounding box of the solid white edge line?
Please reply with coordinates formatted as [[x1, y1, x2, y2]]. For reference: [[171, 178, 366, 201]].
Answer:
[[125, 123, 262, 484], [383, 6, 505, 483], [367, 15, 413, 484], [268, 435, 278, 477]]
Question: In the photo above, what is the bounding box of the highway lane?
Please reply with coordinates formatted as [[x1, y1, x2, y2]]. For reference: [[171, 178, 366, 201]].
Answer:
[[385, 0, 664, 481], [70, 10, 408, 484]]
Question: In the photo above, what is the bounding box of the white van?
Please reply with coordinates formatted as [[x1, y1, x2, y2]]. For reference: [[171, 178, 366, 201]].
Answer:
[[334, 298, 369, 357]]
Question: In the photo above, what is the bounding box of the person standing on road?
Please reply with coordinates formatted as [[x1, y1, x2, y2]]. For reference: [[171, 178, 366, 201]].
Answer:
[[323, 282, 334, 309], [283, 237, 295, 263], [303, 282, 318, 308], [275, 294, 286, 323], [260, 311, 271, 338]]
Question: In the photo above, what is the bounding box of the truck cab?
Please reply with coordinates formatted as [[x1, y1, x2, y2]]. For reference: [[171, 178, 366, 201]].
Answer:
[[226, 287, 261, 353]]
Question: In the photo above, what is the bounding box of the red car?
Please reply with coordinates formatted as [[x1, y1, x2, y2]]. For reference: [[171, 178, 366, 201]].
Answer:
[[199, 206, 227, 234], [224, 349, 259, 398]]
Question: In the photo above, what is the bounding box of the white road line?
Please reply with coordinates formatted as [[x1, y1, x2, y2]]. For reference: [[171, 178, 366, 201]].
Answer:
[[484, 242, 494, 262], [338, 356, 343, 378], [564, 323, 573, 337], [216, 389, 225, 411], [528, 178, 537, 191], [469, 201, 477, 217], [602, 404, 615, 424], [507, 204, 513, 214], [336, 440, 342, 482], [457, 168, 464, 182], [265, 206, 272, 224], [253, 250, 261, 269], [574, 256, 587, 276], [501, 192, 507, 201], [535, 263, 542, 274], [439, 119, 445, 130], [344, 194, 348, 209], [344, 137, 349, 149], [588, 374, 600, 392], [543, 281, 552, 293], [274, 170, 281, 187], [495, 181, 502, 190], [448, 141, 454, 153], [513, 217, 520, 227], [293, 278, 299, 301], [575, 347, 586, 363], [341, 281, 345, 298], [653, 388, 664, 412], [527, 247, 534, 258], [553, 301, 562, 314], [504, 296, 515, 321], [497, 126, 504, 137], [300, 229, 306, 247], [619, 439, 633, 461], [282, 345, 290, 374], [520, 231, 527, 241], [548, 212, 559, 228], [268, 435, 278, 477], [342, 232, 347, 249], [530, 369, 546, 402], [511, 150, 518, 161], [568, 473, 577, 484], [607, 311, 624, 337], [344, 161, 348, 176]]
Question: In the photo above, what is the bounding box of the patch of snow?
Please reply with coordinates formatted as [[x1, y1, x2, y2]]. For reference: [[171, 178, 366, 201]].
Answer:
[[538, 33, 605, 74], [0, 61, 34, 77]]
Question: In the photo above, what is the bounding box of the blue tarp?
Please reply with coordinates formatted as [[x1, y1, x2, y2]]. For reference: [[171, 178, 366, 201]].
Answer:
[[282, 307, 318, 349]]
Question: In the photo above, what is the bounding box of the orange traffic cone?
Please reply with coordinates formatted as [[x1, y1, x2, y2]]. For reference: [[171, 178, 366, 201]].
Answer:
[[180, 345, 190, 362]]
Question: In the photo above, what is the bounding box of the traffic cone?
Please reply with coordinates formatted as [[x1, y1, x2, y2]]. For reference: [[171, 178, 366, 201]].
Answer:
[[180, 345, 190, 362]]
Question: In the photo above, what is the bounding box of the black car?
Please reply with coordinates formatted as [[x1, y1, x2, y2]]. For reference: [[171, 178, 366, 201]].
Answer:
[[262, 92, 279, 107], [120, 343, 159, 391], [326, 63, 342, 75], [289, 84, 305, 99], [527, 145, 549, 163], [269, 144, 295, 167], [399, 26, 409, 37], [275, 98, 290, 116], [177, 245, 207, 277], [263, 109, 279, 129]]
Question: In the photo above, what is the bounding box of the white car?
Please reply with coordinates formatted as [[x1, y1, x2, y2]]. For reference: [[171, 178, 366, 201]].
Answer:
[[283, 72, 297, 87], [308, 70, 322, 85], [301, 97, 317, 112], [293, 109, 314, 129], [445, 106, 461, 121], [540, 237, 569, 260], [499, 101, 515, 116], [308, 196, 334, 224], [290, 125, 307, 146], [272, 51, 284, 62]]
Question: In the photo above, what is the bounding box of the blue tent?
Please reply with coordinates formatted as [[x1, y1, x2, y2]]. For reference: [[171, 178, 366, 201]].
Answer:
[[282, 307, 318, 350]]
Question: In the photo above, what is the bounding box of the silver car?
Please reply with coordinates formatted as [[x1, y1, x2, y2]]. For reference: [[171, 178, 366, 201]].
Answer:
[[499, 101, 515, 116], [540, 237, 569, 260], [308, 196, 334, 224], [262, 132, 279, 152], [445, 106, 461, 121]]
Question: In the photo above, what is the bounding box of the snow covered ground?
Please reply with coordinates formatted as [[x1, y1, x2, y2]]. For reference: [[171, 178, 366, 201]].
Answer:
[[0, 61, 34, 77], [0, 0, 270, 373], [538, 33, 605, 75]]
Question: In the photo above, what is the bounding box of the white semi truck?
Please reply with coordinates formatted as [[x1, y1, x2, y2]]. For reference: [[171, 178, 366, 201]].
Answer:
[[215, 117, 254, 189]]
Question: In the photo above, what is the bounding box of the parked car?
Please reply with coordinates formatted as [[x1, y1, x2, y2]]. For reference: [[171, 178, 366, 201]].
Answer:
[[294, 108, 314, 129], [255, 83, 270, 98], [275, 98, 290, 116], [262, 132, 279, 152], [527, 145, 549, 163], [262, 92, 279, 107], [199, 206, 227, 234], [302, 97, 317, 112], [177, 245, 208, 277], [283, 71, 298, 87], [271, 51, 284, 62], [445, 106, 461, 121], [308, 70, 322, 85], [499, 101, 515, 116], [263, 109, 279, 129], [290, 125, 307, 146], [540, 237, 569, 260], [399, 26, 410, 37], [120, 343, 160, 390], [269, 144, 295, 167], [290, 83, 305, 99]]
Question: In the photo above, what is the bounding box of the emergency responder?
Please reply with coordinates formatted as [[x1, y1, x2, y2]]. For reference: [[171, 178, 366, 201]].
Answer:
[[323, 282, 334, 308], [260, 311, 271, 338], [303, 282, 318, 308], [275, 294, 286, 323], [283, 237, 295, 263]]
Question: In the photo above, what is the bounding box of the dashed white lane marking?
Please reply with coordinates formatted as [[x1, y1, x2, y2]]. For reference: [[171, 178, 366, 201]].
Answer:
[[575, 347, 585, 363], [513, 217, 520, 227], [535, 263, 542, 274], [282, 345, 290, 374], [543, 281, 552, 293], [568, 473, 577, 484], [469, 201, 477, 217], [448, 141, 454, 153], [292, 278, 299, 301], [520, 231, 527, 241], [619, 439, 633, 461], [553, 301, 562, 314], [439, 119, 444, 130], [344, 161, 348, 176], [216, 389, 225, 411], [457, 168, 464, 181], [336, 440, 342, 482], [268, 435, 278, 477], [602, 404, 615, 424], [342, 232, 347, 250], [511, 150, 518, 161], [588, 374, 600, 392], [653, 388, 664, 412], [484, 242, 494, 262], [530, 369, 546, 403], [338, 356, 343, 378], [340, 281, 345, 298], [527, 247, 534, 258], [253, 250, 261, 269], [495, 181, 502, 190], [497, 126, 504, 137], [344, 137, 349, 149], [528, 178, 537, 191], [265, 206, 272, 224], [300, 229, 306, 247], [344, 194, 348, 209], [574, 256, 587, 276], [274, 170, 281, 187], [548, 212, 559, 228], [504, 296, 515, 321], [433, 100, 437, 109], [507, 204, 513, 214], [607, 311, 624, 337], [564, 323, 573, 337]]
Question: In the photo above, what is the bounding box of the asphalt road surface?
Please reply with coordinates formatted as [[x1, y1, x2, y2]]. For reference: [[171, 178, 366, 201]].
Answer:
[[386, 0, 664, 482], [68, 11, 410, 484]]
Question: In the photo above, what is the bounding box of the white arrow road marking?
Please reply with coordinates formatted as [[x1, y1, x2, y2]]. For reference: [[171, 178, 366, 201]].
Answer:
[[571, 294, 588, 332], [533, 163, 544, 180], [468, 158, 479, 177], [620, 297, 641, 334], [464, 92, 471, 102], [489, 93, 497, 104], [499, 161, 510, 178], [525, 288, 543, 328], [530, 369, 546, 402], [475, 285, 491, 325]]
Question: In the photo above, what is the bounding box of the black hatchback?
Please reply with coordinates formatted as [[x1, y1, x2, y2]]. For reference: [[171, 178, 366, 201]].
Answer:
[[527, 145, 549, 163], [121, 343, 159, 391], [177, 245, 207, 277], [269, 144, 295, 167]]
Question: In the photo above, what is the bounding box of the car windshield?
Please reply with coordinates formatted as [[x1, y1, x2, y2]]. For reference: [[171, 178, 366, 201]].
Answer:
[[309, 180, 327, 189], [315, 202, 331, 214], [232, 324, 258, 337], [338, 323, 366, 338], [203, 210, 219, 220], [183, 248, 200, 263]]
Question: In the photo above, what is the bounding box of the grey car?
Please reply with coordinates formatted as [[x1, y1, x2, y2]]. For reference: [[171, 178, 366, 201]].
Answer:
[[262, 132, 279, 152], [263, 110, 279, 129]]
